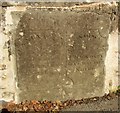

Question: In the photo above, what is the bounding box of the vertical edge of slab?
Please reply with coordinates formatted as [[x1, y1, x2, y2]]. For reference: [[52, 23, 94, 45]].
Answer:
[[0, 6, 16, 102], [0, 5, 27, 103], [104, 2, 119, 93]]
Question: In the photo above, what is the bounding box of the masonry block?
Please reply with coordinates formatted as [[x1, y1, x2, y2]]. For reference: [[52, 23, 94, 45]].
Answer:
[[0, 2, 119, 102]]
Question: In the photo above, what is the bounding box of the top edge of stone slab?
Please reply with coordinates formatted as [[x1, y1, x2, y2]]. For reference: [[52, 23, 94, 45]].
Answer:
[[0, 1, 118, 7]]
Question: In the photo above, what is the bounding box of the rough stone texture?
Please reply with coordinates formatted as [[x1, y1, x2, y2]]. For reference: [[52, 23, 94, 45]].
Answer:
[[14, 3, 118, 101], [0, 2, 119, 102], [0, 5, 16, 102]]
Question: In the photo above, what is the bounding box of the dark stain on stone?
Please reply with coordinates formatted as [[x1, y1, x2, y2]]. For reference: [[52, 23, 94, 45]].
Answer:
[[7, 40, 11, 61]]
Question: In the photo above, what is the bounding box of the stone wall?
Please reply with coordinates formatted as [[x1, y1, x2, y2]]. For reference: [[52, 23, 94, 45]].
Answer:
[[0, 2, 119, 103]]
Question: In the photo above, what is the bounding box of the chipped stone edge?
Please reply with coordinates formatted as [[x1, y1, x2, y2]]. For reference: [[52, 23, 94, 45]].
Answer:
[[104, 29, 119, 94], [0, 6, 27, 103]]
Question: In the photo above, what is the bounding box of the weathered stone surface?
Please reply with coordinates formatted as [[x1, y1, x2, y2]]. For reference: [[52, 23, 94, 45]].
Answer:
[[14, 5, 113, 101], [0, 2, 119, 102], [0, 6, 16, 102]]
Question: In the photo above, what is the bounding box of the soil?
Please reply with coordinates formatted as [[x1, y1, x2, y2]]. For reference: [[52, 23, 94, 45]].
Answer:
[[0, 89, 119, 112]]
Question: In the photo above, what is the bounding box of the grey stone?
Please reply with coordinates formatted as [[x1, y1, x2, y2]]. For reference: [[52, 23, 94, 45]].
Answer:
[[14, 7, 111, 101]]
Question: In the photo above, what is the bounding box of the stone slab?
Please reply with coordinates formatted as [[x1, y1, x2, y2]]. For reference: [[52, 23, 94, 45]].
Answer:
[[0, 2, 119, 102], [14, 4, 116, 101]]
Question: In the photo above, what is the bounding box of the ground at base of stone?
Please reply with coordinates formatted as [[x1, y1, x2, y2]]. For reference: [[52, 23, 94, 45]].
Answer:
[[0, 89, 119, 112]]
